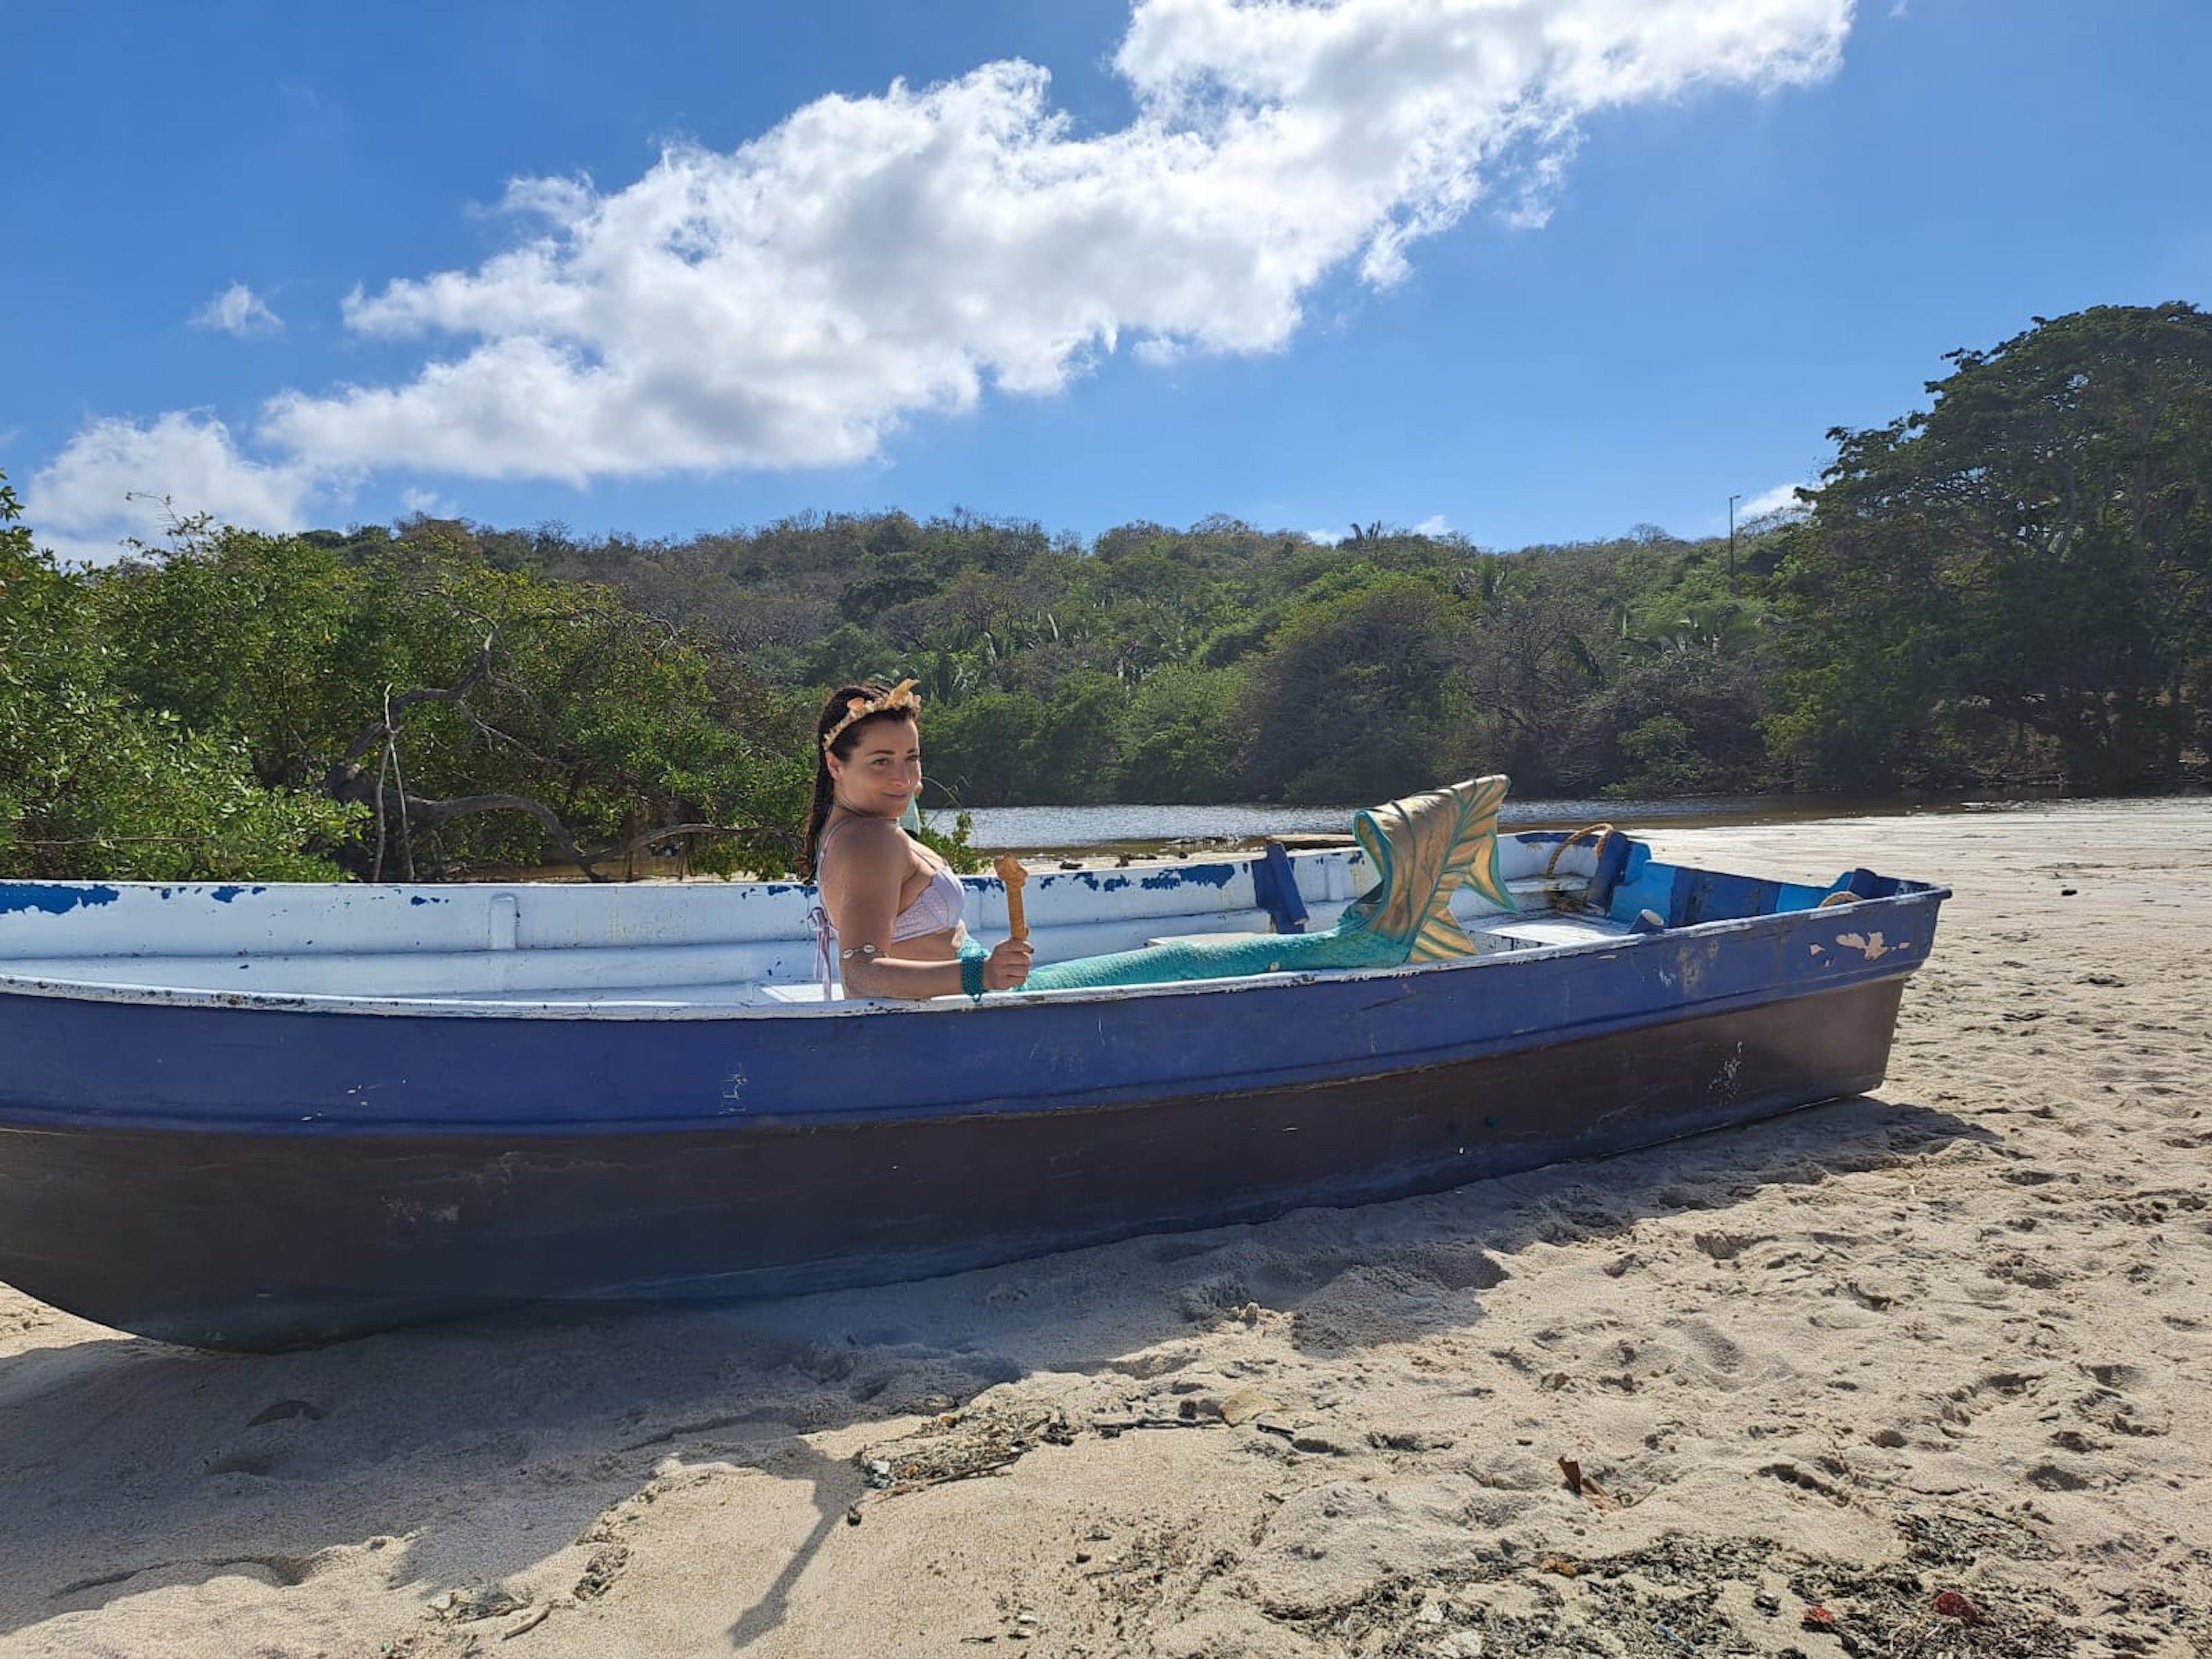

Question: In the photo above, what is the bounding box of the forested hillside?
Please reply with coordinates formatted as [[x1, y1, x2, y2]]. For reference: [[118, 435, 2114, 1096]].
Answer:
[[5, 304, 2206, 882]]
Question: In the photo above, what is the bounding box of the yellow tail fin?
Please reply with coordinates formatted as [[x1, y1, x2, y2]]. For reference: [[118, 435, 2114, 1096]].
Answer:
[[1351, 776, 1514, 963]]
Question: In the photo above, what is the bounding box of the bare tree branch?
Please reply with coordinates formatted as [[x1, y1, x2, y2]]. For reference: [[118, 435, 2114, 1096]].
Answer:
[[371, 789, 607, 880], [456, 705, 564, 769], [322, 627, 619, 880], [332, 632, 497, 775]]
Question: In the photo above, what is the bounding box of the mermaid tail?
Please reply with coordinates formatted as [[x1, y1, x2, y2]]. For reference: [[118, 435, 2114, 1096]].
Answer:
[[1020, 776, 1513, 992]]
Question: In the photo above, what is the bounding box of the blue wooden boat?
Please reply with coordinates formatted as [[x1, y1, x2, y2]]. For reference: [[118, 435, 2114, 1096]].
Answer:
[[0, 798, 1947, 1350]]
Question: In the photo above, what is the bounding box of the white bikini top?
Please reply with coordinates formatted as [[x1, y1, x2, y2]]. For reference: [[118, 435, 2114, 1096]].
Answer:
[[815, 818, 967, 941], [888, 863, 967, 940]]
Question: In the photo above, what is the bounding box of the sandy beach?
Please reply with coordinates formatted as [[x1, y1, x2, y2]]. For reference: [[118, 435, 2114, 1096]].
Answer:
[[2, 801, 2206, 1659]]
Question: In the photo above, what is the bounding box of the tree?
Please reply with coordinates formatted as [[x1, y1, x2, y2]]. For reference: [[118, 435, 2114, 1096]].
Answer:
[[89, 519, 811, 879], [1119, 664, 1248, 802], [0, 474, 362, 880], [1018, 670, 1129, 805], [1239, 573, 1470, 802], [924, 691, 1046, 805], [1769, 304, 2212, 792]]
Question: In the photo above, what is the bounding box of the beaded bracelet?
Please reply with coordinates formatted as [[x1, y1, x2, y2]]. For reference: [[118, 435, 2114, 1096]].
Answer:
[[960, 953, 987, 1003]]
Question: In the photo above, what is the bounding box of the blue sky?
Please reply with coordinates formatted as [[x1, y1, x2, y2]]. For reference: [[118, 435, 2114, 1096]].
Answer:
[[4, 0, 2207, 564]]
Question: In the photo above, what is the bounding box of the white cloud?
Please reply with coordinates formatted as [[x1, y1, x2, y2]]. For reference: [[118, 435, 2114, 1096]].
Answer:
[[399, 486, 459, 517], [1739, 479, 1813, 521], [24, 412, 330, 562], [191, 282, 285, 337], [46, 0, 1855, 521], [1305, 513, 1452, 542]]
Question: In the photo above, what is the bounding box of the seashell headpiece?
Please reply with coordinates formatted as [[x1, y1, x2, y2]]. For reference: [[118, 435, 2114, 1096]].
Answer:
[[821, 679, 922, 752]]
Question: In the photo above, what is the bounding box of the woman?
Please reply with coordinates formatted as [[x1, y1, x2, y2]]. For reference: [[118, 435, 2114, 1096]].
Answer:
[[802, 680, 1032, 999]]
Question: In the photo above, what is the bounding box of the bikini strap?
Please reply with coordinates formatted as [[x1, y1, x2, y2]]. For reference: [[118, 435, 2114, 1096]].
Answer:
[[807, 904, 835, 999], [814, 815, 856, 862]]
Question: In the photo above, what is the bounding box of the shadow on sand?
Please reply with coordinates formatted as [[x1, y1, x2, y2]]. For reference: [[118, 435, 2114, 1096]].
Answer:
[[0, 1093, 1990, 1649]]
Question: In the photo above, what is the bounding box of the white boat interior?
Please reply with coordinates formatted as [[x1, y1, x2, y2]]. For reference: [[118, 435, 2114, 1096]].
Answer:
[[0, 835, 1630, 1013]]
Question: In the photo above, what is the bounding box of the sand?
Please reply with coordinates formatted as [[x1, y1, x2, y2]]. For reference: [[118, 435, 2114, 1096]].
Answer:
[[1, 801, 2206, 1658]]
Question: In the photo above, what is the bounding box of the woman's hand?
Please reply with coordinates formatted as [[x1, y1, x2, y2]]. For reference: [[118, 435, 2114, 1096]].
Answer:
[[984, 936, 1034, 990]]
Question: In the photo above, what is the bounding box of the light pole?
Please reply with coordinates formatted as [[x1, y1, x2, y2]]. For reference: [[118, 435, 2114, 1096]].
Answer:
[[1727, 493, 1741, 586]]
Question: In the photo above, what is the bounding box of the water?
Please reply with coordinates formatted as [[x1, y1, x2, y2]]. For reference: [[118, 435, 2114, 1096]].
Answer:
[[951, 794, 1981, 855]]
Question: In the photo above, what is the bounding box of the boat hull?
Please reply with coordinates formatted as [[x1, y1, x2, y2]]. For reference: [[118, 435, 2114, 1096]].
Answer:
[[0, 975, 1906, 1349]]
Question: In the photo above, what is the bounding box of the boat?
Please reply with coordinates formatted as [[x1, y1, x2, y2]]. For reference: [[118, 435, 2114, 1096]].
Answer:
[[0, 781, 1948, 1350]]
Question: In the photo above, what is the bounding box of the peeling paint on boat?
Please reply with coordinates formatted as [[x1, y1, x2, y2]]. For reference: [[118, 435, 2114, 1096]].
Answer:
[[0, 883, 120, 916], [1143, 865, 1234, 890]]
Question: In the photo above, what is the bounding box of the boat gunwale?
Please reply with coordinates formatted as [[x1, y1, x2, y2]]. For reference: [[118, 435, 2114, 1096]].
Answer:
[[0, 883, 1949, 1021]]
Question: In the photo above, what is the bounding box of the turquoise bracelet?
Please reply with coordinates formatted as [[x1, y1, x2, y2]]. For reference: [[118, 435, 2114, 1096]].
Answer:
[[960, 952, 987, 1002]]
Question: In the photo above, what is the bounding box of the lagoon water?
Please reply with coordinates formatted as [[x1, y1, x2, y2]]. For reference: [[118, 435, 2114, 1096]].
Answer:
[[954, 792, 1991, 854]]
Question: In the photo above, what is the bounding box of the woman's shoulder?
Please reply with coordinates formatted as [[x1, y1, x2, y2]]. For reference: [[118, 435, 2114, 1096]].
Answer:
[[817, 813, 910, 871]]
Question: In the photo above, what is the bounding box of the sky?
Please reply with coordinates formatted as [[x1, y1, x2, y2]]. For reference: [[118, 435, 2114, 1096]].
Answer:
[[4, 0, 2208, 565]]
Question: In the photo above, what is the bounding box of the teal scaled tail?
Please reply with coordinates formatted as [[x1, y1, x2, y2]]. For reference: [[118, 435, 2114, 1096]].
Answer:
[[1020, 776, 1515, 992]]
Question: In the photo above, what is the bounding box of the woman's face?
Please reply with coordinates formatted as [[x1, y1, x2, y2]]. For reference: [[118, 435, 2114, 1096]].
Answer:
[[828, 716, 922, 816]]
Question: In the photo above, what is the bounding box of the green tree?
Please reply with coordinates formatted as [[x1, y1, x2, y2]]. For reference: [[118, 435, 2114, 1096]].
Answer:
[[91, 518, 810, 879], [0, 476, 361, 880], [1239, 572, 1470, 802], [1018, 670, 1129, 805], [1770, 304, 2212, 791], [1119, 664, 1248, 801], [922, 690, 1046, 805]]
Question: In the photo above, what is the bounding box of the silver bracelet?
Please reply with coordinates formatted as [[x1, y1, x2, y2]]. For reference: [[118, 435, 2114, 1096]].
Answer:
[[839, 943, 883, 962]]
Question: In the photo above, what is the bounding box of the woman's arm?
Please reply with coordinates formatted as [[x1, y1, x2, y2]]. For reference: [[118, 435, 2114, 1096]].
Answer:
[[841, 938, 1032, 1000]]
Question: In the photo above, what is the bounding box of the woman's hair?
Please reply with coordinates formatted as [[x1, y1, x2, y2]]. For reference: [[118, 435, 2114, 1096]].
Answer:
[[800, 681, 920, 881]]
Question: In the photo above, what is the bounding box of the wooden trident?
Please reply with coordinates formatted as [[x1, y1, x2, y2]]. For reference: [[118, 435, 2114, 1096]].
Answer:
[[992, 854, 1030, 942]]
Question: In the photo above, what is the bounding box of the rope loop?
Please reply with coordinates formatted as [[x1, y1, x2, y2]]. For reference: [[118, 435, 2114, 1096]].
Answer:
[[1545, 822, 1619, 879]]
